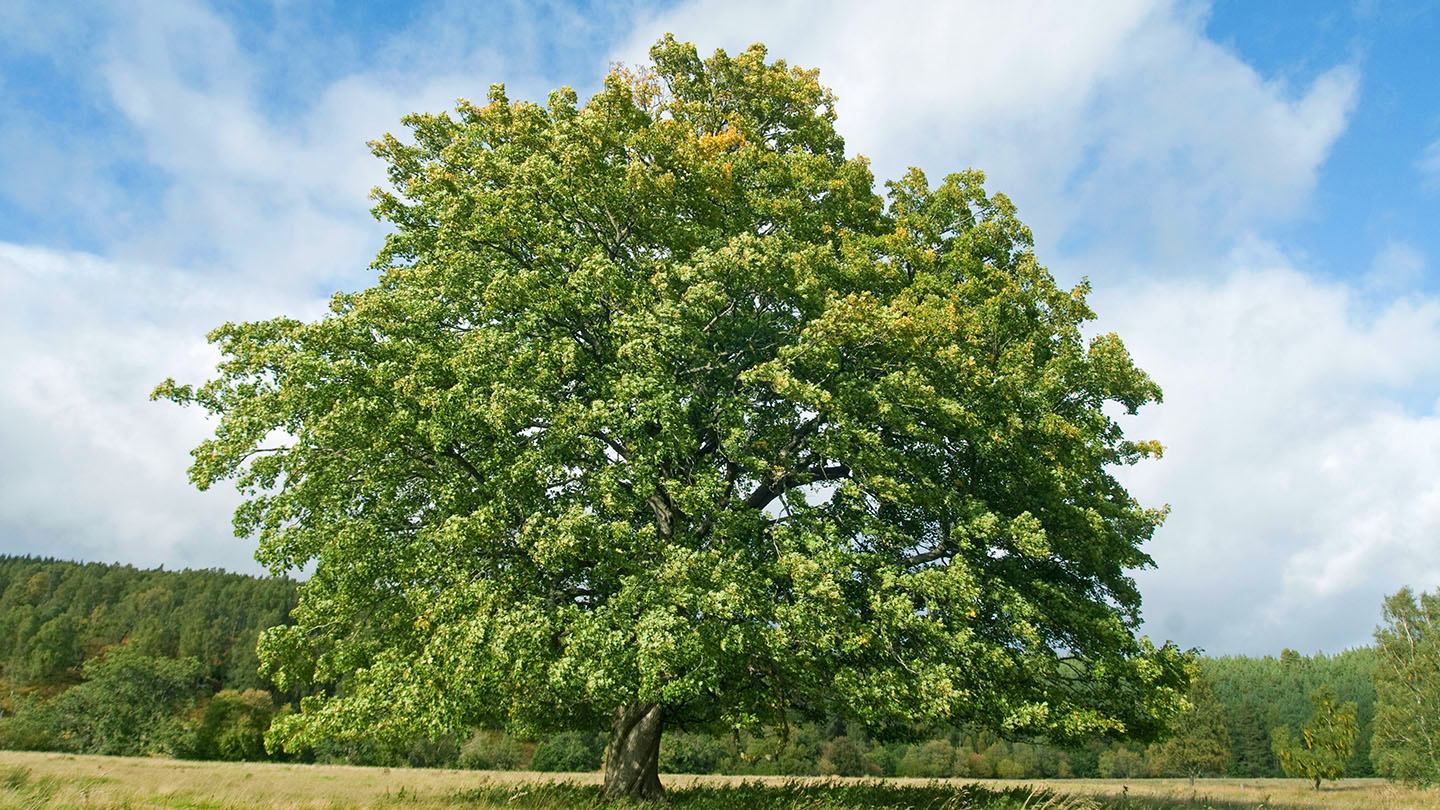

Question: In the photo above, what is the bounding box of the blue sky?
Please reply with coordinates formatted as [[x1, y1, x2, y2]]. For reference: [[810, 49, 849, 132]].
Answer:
[[2, 0, 1438, 657], [1206, 1, 1440, 290]]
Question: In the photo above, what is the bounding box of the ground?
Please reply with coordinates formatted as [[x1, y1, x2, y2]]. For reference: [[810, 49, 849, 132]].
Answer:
[[0, 750, 1433, 809]]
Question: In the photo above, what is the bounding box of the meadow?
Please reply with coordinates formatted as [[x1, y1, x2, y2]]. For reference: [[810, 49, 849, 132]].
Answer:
[[0, 751, 1434, 810]]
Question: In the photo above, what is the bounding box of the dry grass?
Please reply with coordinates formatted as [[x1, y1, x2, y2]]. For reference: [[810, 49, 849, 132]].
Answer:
[[0, 750, 1434, 810], [1020, 777, 1438, 810]]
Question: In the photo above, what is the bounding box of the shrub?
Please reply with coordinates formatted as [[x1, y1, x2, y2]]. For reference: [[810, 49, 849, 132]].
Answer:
[[1008, 743, 1041, 778], [459, 730, 531, 770], [403, 734, 459, 768], [996, 757, 1029, 779], [180, 689, 276, 761], [959, 752, 993, 778], [818, 736, 868, 776], [864, 743, 900, 777], [310, 736, 390, 766], [0, 698, 61, 752], [42, 645, 205, 756], [899, 739, 954, 778], [530, 731, 604, 772], [1098, 743, 1146, 778], [660, 731, 727, 774]]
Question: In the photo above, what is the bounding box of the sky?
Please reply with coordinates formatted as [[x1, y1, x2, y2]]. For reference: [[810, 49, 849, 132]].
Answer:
[[1, 0, 1438, 657]]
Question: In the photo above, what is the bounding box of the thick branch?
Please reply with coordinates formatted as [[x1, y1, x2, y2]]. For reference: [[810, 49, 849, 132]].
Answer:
[[443, 446, 485, 484], [647, 490, 682, 539], [586, 431, 632, 461], [744, 463, 851, 511], [903, 547, 953, 568], [904, 521, 954, 568]]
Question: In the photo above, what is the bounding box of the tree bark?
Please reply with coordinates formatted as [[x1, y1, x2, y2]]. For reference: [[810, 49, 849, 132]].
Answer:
[[603, 703, 664, 800]]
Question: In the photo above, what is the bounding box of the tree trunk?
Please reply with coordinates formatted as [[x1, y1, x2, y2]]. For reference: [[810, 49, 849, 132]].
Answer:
[[603, 703, 664, 800]]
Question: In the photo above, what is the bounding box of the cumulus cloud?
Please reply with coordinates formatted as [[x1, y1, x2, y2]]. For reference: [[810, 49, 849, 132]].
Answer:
[[93, 0, 494, 293], [615, 0, 1358, 269], [1098, 244, 1440, 653], [6, 0, 607, 296], [0, 0, 606, 574], [0, 243, 319, 573]]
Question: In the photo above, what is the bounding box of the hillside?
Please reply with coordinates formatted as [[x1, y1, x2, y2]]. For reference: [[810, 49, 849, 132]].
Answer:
[[0, 556, 1385, 780]]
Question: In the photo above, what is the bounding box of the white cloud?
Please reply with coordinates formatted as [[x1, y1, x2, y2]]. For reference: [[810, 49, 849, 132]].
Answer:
[[0, 0, 585, 299], [1420, 138, 1440, 191], [0, 0, 584, 573], [0, 243, 306, 572], [615, 0, 1358, 269], [92, 0, 480, 293], [1098, 246, 1440, 654]]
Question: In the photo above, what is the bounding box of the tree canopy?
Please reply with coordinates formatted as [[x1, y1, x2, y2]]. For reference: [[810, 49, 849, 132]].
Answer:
[[155, 36, 1189, 798], [1272, 685, 1359, 790], [1146, 672, 1230, 782], [1371, 586, 1440, 784]]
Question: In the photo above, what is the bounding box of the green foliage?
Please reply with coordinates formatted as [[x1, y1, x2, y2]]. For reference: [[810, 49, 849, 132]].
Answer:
[[1097, 743, 1145, 778], [0, 550, 1386, 782], [660, 731, 728, 774], [773, 724, 825, 776], [1202, 647, 1375, 777], [862, 742, 900, 777], [180, 689, 278, 761], [1145, 672, 1230, 780], [157, 35, 1187, 767], [530, 731, 605, 772], [1271, 685, 1358, 789], [0, 555, 298, 693], [402, 733, 463, 768], [0, 556, 299, 760], [39, 644, 207, 756], [460, 730, 533, 770], [898, 739, 953, 778], [959, 751, 993, 778], [818, 735, 868, 776], [1371, 586, 1440, 784]]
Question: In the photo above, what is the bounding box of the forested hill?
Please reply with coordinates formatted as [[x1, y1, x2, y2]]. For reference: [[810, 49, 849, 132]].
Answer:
[[0, 555, 1390, 780], [0, 555, 297, 694], [1204, 649, 1376, 778]]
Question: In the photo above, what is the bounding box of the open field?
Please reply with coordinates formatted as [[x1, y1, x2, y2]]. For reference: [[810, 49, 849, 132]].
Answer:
[[0, 750, 1434, 810]]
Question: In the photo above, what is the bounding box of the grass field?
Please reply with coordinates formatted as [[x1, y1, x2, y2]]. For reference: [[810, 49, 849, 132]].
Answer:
[[0, 750, 1434, 810]]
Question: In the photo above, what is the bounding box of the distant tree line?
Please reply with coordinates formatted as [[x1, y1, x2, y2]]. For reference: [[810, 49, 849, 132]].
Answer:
[[0, 555, 298, 758], [0, 556, 1433, 785]]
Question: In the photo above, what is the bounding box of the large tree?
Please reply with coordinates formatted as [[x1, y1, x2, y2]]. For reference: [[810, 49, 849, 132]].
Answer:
[[1371, 587, 1440, 784], [155, 36, 1189, 799]]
